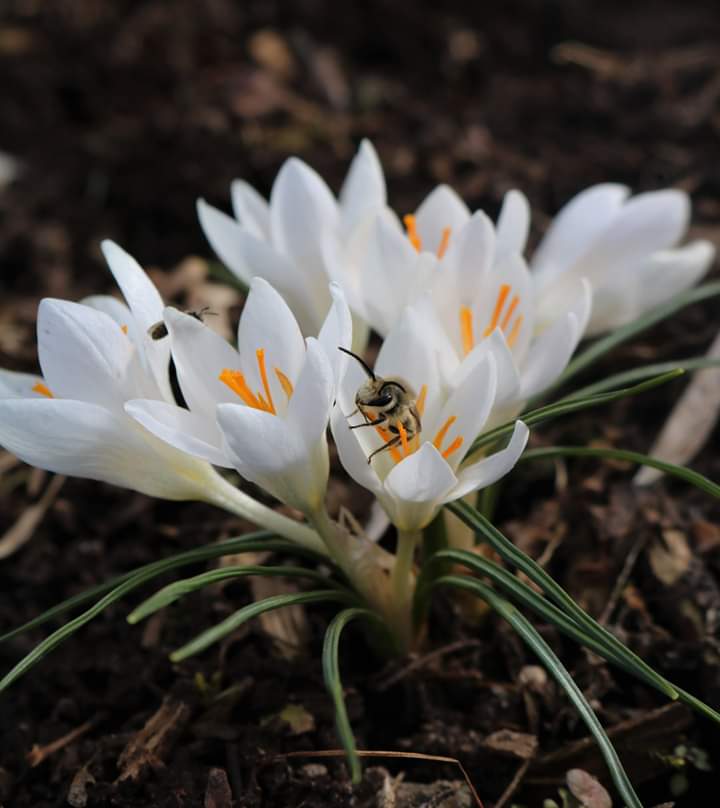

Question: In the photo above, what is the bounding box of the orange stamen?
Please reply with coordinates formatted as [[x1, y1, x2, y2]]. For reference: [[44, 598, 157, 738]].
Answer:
[[275, 368, 294, 400], [460, 306, 474, 356], [398, 422, 410, 456], [416, 384, 428, 417], [507, 315, 524, 349], [403, 214, 422, 252], [219, 369, 263, 409], [500, 295, 519, 331], [436, 227, 452, 259], [120, 324, 129, 335], [255, 349, 275, 415], [375, 424, 402, 463], [483, 283, 511, 337], [433, 415, 457, 451], [442, 436, 463, 459], [32, 382, 53, 398]]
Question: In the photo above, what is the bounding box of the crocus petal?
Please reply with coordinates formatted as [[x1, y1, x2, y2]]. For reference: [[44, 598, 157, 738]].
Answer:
[[415, 185, 471, 254], [439, 211, 496, 312], [317, 283, 353, 386], [496, 189, 530, 258], [532, 184, 629, 284], [82, 294, 145, 360], [286, 338, 334, 448], [230, 179, 271, 239], [450, 329, 521, 408], [125, 398, 232, 468], [450, 421, 529, 500], [382, 442, 457, 530], [198, 199, 322, 334], [164, 307, 243, 418], [339, 139, 386, 235], [0, 398, 213, 500], [100, 240, 172, 401], [330, 404, 383, 495], [0, 369, 45, 399], [38, 299, 154, 413]]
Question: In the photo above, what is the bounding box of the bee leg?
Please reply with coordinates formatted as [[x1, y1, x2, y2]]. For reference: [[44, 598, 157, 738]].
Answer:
[[367, 435, 401, 464], [350, 414, 387, 430]]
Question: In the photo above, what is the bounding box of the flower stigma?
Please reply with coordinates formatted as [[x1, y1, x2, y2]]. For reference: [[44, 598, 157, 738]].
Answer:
[[459, 284, 523, 356], [219, 348, 293, 415]]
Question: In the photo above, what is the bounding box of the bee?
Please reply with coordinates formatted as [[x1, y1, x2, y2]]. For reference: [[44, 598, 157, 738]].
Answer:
[[339, 347, 421, 464], [147, 307, 216, 340]]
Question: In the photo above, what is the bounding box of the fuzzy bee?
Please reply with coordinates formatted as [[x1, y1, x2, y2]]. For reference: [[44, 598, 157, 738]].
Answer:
[[147, 306, 215, 340], [339, 347, 421, 463]]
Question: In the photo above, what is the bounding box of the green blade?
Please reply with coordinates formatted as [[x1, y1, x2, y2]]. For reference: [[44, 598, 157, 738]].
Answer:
[[521, 446, 720, 498], [322, 608, 385, 783], [170, 590, 358, 662], [435, 575, 644, 808], [553, 280, 720, 392], [470, 370, 682, 455], [446, 502, 679, 700]]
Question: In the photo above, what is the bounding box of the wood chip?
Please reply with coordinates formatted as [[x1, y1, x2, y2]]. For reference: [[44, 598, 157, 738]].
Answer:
[[635, 329, 720, 486], [482, 729, 538, 760], [116, 696, 191, 782], [566, 768, 612, 808], [67, 761, 96, 808]]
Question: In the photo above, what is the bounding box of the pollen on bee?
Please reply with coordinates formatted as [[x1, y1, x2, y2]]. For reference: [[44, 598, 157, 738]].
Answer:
[[31, 382, 54, 398]]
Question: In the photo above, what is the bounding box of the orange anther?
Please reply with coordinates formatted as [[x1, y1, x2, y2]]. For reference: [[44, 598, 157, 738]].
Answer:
[[275, 368, 294, 399], [460, 306, 474, 357], [500, 295, 519, 331], [436, 227, 452, 259], [433, 415, 457, 451], [255, 349, 275, 415], [507, 315, 524, 349], [32, 382, 53, 398], [403, 214, 422, 252], [416, 384, 428, 418], [398, 422, 410, 456], [483, 284, 511, 337], [442, 436, 463, 459]]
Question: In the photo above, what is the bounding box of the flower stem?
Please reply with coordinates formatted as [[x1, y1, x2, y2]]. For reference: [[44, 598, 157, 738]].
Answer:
[[391, 528, 421, 651], [203, 470, 327, 554]]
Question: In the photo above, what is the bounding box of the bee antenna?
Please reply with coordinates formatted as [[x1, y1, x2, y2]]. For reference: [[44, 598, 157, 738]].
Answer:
[[338, 346, 375, 380]]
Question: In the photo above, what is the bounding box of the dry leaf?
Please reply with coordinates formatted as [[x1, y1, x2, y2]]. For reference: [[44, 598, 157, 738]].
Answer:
[[566, 768, 612, 808]]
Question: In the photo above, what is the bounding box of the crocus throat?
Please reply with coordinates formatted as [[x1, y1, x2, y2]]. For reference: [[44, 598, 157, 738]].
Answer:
[[403, 214, 451, 259], [219, 348, 293, 415], [373, 383, 463, 464], [459, 283, 523, 356]]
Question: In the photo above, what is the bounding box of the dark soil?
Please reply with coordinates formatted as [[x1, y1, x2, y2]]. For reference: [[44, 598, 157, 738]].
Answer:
[[2, 1, 720, 806]]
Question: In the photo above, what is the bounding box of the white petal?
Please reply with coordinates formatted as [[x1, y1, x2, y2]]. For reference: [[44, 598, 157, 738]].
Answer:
[[164, 307, 243, 418], [382, 442, 457, 530], [38, 299, 152, 412], [0, 368, 45, 399], [100, 240, 172, 400], [532, 184, 629, 284], [125, 398, 231, 467], [238, 278, 306, 413], [496, 190, 530, 258], [198, 199, 323, 334], [0, 398, 210, 500], [82, 295, 145, 360], [286, 338, 334, 448], [439, 210, 496, 309], [451, 421, 529, 500], [339, 139, 386, 235], [415, 185, 471, 254], [330, 404, 382, 495], [317, 283, 353, 386], [230, 179, 270, 239], [450, 329, 521, 408]]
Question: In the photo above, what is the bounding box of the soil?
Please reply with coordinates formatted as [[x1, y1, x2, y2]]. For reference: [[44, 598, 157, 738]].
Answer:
[[2, 1, 720, 806]]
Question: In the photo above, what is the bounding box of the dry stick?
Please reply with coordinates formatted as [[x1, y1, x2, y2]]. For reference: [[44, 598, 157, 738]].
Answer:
[[598, 531, 650, 627], [374, 639, 482, 691], [26, 718, 97, 767], [277, 749, 484, 808]]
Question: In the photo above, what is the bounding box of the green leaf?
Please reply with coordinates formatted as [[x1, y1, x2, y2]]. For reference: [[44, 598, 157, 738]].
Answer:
[[128, 564, 346, 624], [322, 608, 386, 783], [564, 357, 720, 401], [521, 446, 720, 498], [435, 575, 644, 808], [170, 590, 358, 662], [0, 533, 330, 644], [445, 501, 679, 701], [470, 370, 683, 455], [553, 280, 720, 392], [430, 549, 720, 725]]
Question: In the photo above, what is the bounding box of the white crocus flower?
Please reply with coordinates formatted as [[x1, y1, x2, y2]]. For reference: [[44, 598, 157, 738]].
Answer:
[[197, 140, 385, 336], [0, 241, 321, 551], [527, 184, 716, 336], [127, 277, 352, 516], [330, 306, 529, 534]]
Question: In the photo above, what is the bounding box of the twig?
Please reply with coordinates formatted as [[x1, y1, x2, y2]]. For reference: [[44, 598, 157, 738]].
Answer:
[[374, 639, 482, 691]]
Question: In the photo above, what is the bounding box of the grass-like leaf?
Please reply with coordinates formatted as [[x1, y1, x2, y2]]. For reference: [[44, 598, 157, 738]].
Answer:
[[429, 548, 720, 725], [564, 357, 720, 400], [322, 608, 386, 783], [446, 501, 679, 700], [128, 565, 346, 624], [469, 370, 682, 455], [0, 533, 330, 644], [170, 590, 358, 662], [521, 446, 720, 497], [552, 280, 720, 392], [435, 574, 644, 808]]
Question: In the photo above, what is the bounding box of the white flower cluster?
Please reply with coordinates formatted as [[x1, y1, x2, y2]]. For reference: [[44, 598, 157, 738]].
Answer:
[[0, 142, 713, 544]]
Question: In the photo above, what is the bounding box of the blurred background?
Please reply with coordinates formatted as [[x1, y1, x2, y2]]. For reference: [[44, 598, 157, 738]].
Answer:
[[2, 1, 720, 805]]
